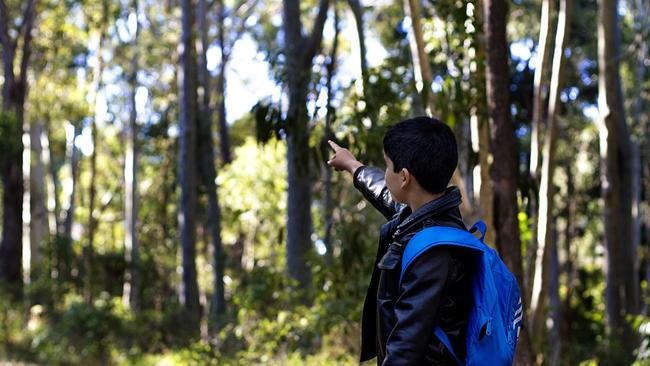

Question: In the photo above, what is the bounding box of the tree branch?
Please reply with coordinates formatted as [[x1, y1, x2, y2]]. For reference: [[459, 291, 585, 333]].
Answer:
[[0, 0, 14, 52], [225, 0, 259, 57], [304, 0, 329, 64], [18, 0, 37, 84]]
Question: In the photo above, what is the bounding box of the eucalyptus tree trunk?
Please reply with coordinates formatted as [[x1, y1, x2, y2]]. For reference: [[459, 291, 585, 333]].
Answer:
[[472, 0, 494, 246], [196, 0, 226, 334], [282, 0, 329, 292], [561, 161, 578, 349], [529, 0, 554, 181], [123, 0, 141, 311], [85, 0, 109, 305], [322, 5, 340, 265], [215, 0, 232, 165], [0, 0, 37, 297], [529, 0, 572, 352], [548, 221, 561, 366], [44, 120, 60, 239], [179, 0, 201, 336], [345, 0, 375, 126], [597, 0, 638, 355], [403, 0, 433, 113], [525, 0, 554, 306], [29, 120, 48, 275], [61, 124, 81, 282], [482, 0, 530, 363]]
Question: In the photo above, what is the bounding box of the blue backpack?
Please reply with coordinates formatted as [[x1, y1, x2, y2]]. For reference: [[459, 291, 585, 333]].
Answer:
[[399, 221, 522, 365]]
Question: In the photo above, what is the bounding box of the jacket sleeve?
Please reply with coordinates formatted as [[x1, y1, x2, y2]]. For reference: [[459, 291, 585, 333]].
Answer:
[[353, 166, 405, 220], [382, 248, 451, 366]]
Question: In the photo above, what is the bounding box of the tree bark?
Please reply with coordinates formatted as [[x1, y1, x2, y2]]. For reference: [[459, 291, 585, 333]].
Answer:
[[529, 0, 571, 352], [322, 4, 340, 265], [548, 220, 561, 366], [346, 0, 375, 126], [597, 0, 638, 355], [29, 120, 48, 276], [482, 0, 530, 363], [282, 0, 329, 292], [529, 0, 554, 181], [525, 0, 555, 309], [60, 124, 81, 282], [403, 0, 434, 113], [179, 0, 201, 337], [215, 0, 232, 165], [196, 0, 226, 335], [84, 0, 109, 304], [472, 0, 495, 246], [123, 0, 140, 311], [0, 0, 37, 297]]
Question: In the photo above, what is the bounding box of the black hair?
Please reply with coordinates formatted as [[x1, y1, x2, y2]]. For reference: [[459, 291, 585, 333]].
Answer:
[[383, 116, 458, 194]]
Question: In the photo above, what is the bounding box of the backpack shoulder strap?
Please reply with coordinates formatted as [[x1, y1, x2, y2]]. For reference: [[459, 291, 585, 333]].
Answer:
[[400, 225, 485, 285]]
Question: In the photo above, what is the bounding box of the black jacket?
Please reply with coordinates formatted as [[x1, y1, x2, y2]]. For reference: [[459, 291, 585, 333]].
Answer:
[[354, 166, 474, 365]]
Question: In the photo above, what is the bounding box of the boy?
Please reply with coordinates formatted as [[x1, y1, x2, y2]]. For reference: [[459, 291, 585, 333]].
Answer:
[[327, 116, 473, 365]]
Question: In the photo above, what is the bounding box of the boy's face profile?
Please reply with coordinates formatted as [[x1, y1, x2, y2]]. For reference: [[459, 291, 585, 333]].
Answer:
[[383, 151, 407, 204]]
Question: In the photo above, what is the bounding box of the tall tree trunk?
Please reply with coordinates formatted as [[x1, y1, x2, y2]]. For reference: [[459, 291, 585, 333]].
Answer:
[[482, 0, 530, 363], [403, 0, 434, 113], [282, 0, 329, 293], [179, 0, 201, 337], [61, 124, 81, 282], [597, 0, 638, 355], [123, 0, 140, 311], [322, 5, 340, 265], [346, 0, 376, 126], [561, 161, 578, 353], [215, 0, 232, 165], [85, 1, 109, 305], [85, 115, 98, 304], [472, 0, 495, 245], [0, 0, 37, 297], [529, 0, 571, 352], [196, 0, 226, 335], [29, 120, 48, 277], [529, 0, 554, 181], [525, 0, 555, 308], [548, 219, 561, 366], [43, 120, 59, 238]]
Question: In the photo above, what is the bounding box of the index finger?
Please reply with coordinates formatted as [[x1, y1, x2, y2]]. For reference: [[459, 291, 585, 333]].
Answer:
[[327, 140, 342, 152]]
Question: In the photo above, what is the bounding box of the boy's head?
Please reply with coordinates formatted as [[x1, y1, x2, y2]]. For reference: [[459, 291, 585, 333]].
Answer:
[[382, 116, 458, 202]]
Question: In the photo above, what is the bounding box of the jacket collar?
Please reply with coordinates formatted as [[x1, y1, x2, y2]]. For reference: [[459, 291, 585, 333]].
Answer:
[[393, 186, 462, 238]]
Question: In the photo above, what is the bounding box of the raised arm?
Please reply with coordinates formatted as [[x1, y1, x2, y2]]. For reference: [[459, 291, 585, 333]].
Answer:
[[327, 140, 403, 219]]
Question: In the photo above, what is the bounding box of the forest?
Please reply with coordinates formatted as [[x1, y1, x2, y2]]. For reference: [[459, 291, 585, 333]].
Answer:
[[0, 0, 648, 364]]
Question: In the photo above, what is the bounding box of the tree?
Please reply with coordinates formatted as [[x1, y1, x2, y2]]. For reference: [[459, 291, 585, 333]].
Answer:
[[123, 0, 141, 311], [482, 0, 530, 363], [597, 0, 638, 356], [0, 0, 38, 296], [29, 119, 47, 277], [322, 3, 341, 264], [178, 0, 201, 336], [529, 0, 572, 354], [346, 0, 376, 126], [282, 0, 329, 292], [196, 0, 226, 333], [525, 0, 554, 306]]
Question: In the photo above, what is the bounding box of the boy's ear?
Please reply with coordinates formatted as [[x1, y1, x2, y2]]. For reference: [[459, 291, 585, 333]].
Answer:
[[400, 168, 411, 189]]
